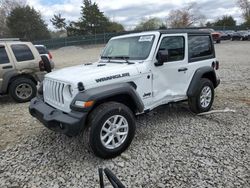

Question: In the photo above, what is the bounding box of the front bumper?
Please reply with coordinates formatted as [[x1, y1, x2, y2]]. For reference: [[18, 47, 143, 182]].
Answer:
[[29, 98, 87, 136]]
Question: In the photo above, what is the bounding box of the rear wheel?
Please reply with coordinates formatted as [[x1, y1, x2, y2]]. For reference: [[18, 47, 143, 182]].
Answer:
[[188, 78, 214, 113], [84, 102, 136, 159], [9, 78, 37, 103], [216, 40, 221, 43]]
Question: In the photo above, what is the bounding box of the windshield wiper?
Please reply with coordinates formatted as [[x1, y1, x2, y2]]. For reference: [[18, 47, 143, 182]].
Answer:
[[101, 56, 134, 64], [101, 56, 112, 62], [111, 56, 135, 64]]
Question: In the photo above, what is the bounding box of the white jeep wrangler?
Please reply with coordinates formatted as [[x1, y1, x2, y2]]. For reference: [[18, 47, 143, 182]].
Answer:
[[29, 30, 220, 159]]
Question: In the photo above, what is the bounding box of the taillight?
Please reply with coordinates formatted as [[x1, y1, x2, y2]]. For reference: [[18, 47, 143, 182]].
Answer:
[[212, 62, 215, 69], [212, 61, 219, 70], [48, 52, 52, 59], [215, 61, 219, 70]]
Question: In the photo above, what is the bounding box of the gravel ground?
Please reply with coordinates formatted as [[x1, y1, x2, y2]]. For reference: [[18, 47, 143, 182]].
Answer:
[[0, 41, 249, 188]]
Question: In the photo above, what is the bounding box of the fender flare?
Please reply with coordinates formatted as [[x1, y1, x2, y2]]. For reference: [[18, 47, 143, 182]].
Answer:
[[0, 70, 19, 94], [0, 70, 38, 94], [187, 66, 218, 97], [70, 82, 144, 113]]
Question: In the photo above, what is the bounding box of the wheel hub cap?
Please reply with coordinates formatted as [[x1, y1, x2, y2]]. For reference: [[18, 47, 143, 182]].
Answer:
[[100, 115, 129, 150], [200, 86, 212, 108], [15, 84, 32, 99]]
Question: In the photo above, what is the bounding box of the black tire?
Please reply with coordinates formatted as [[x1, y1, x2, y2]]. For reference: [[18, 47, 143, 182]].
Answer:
[[188, 78, 214, 114], [41, 56, 52, 73], [84, 102, 136, 159], [216, 40, 221, 43], [9, 77, 37, 103]]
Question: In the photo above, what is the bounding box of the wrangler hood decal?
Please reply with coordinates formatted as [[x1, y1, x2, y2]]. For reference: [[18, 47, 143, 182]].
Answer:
[[45, 62, 139, 89]]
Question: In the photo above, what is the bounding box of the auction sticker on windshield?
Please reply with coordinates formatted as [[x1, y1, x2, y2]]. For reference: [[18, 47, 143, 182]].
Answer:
[[139, 35, 154, 42]]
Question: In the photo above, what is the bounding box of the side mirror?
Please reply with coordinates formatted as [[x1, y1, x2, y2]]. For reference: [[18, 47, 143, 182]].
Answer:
[[155, 49, 168, 66]]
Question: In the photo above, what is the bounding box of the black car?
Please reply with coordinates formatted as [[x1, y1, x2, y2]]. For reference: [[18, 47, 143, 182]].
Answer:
[[219, 31, 231, 40], [231, 31, 249, 41]]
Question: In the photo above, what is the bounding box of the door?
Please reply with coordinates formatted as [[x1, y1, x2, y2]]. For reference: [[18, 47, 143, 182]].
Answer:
[[0, 44, 15, 93], [6, 43, 37, 71], [150, 34, 189, 108]]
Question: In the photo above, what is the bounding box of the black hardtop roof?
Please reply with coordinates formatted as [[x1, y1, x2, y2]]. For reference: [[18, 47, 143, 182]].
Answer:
[[156, 29, 210, 35]]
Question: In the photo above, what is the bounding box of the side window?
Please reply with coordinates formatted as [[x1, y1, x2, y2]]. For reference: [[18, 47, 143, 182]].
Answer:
[[11, 44, 34, 62], [159, 36, 185, 62], [188, 35, 213, 61], [35, 46, 48, 54], [0, 47, 10, 64]]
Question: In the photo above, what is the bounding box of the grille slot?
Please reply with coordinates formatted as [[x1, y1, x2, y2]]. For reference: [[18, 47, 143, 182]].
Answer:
[[44, 78, 66, 107]]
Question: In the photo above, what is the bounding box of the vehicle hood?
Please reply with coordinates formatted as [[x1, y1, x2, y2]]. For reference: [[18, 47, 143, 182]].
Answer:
[[45, 62, 140, 89]]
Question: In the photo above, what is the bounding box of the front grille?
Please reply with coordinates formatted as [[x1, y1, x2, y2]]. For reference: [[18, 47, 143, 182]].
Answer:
[[44, 78, 65, 107]]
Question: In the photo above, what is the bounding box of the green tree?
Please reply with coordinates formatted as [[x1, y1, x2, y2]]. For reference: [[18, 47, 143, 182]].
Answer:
[[0, 8, 8, 36], [159, 23, 167, 29], [66, 0, 125, 36], [246, 17, 250, 25], [206, 21, 214, 27], [214, 15, 236, 26], [135, 17, 163, 31], [79, 0, 109, 34], [106, 21, 124, 33], [50, 13, 66, 30], [0, 0, 25, 37], [7, 5, 50, 40], [66, 21, 82, 36]]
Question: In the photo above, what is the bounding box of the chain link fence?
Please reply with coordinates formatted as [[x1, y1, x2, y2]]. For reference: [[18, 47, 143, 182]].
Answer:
[[33, 31, 133, 49], [33, 26, 250, 49]]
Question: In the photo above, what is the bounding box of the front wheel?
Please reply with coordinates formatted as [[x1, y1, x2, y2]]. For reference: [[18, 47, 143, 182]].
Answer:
[[188, 78, 214, 113], [85, 102, 136, 159], [9, 78, 37, 103]]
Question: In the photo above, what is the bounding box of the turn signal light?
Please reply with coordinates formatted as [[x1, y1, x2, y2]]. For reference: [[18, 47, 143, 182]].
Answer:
[[75, 100, 94, 108], [211, 61, 219, 70], [84, 101, 94, 108]]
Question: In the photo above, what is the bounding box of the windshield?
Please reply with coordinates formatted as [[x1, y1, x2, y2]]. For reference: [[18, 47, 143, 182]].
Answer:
[[101, 35, 155, 60]]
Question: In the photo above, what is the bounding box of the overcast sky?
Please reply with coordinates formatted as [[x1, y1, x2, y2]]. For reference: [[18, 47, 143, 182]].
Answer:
[[26, 0, 243, 30]]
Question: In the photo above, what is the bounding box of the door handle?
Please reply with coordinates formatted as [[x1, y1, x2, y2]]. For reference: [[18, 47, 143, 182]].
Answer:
[[178, 67, 188, 72], [2, 65, 13, 69]]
